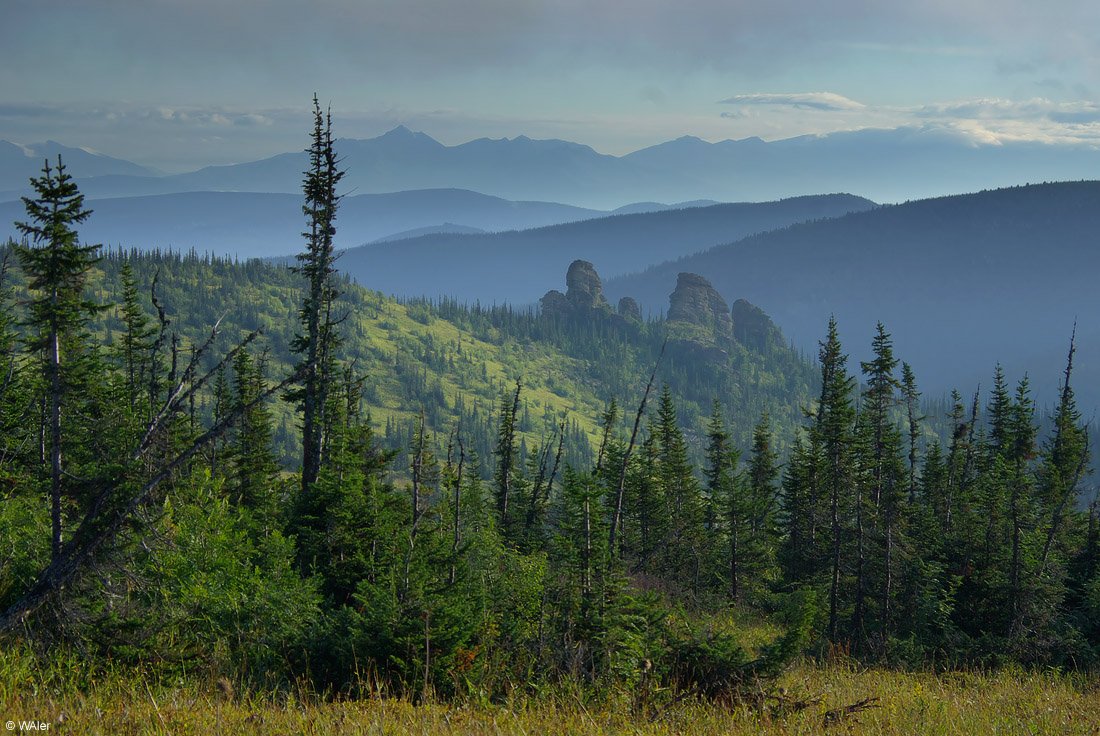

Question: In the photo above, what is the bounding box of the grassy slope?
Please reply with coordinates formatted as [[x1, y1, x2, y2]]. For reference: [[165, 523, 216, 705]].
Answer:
[[2, 649, 1095, 735], [86, 253, 609, 452]]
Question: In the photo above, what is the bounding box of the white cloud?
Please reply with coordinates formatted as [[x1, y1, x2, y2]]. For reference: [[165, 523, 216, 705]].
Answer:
[[916, 98, 1100, 124], [719, 92, 866, 112], [714, 92, 1100, 148]]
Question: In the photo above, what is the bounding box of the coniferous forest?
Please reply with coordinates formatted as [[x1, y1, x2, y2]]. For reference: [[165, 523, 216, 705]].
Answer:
[[2, 103, 1099, 734]]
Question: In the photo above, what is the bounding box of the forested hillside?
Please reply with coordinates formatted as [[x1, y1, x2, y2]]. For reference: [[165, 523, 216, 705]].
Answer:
[[71, 250, 812, 473], [608, 181, 1100, 409]]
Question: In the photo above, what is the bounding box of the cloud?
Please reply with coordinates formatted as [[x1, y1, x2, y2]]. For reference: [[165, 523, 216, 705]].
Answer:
[[719, 92, 866, 112], [715, 92, 1100, 150], [4, 0, 1097, 89], [916, 98, 1100, 124]]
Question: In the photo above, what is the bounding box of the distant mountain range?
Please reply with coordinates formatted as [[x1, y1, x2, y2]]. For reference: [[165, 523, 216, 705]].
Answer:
[[0, 140, 159, 197], [606, 181, 1100, 409], [6, 126, 1100, 209], [330, 194, 877, 304]]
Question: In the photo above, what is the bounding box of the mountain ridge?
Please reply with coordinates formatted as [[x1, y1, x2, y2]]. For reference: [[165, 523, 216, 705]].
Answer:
[[7, 125, 1100, 208], [331, 194, 877, 304]]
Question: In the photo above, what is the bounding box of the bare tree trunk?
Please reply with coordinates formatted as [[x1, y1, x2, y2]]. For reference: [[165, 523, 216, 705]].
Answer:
[[609, 341, 665, 564], [403, 418, 426, 601], [882, 511, 893, 652], [828, 465, 841, 642], [450, 435, 465, 586], [583, 493, 592, 594], [853, 483, 865, 642], [729, 525, 739, 601], [49, 325, 61, 561]]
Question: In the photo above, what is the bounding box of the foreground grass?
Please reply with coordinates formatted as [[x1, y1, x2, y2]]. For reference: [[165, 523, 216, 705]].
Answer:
[[3, 653, 1098, 735]]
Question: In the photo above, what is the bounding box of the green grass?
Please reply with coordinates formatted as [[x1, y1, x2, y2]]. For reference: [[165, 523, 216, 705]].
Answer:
[[3, 644, 1097, 735]]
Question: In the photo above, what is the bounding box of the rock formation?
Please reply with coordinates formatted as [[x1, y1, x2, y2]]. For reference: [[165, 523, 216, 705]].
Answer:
[[731, 298, 780, 351], [539, 289, 571, 319], [565, 260, 610, 311], [667, 272, 733, 341], [617, 296, 642, 322]]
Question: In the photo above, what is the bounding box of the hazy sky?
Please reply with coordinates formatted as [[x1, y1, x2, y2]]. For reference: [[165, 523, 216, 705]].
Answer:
[[3, 0, 1100, 171]]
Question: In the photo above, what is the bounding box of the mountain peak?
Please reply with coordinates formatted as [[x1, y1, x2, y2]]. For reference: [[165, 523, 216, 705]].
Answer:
[[375, 125, 440, 145]]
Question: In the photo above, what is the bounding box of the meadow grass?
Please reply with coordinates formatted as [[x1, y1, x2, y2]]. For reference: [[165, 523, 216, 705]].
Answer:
[[2, 646, 1097, 735]]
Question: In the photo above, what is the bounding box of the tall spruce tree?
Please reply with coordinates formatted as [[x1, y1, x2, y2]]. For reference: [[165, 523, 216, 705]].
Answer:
[[291, 95, 345, 493], [900, 362, 922, 504], [14, 156, 100, 561], [494, 380, 522, 538], [704, 404, 740, 598], [654, 386, 705, 596], [857, 323, 905, 647], [814, 317, 856, 641], [116, 262, 155, 414], [1039, 331, 1090, 570], [743, 412, 780, 597], [226, 348, 280, 530]]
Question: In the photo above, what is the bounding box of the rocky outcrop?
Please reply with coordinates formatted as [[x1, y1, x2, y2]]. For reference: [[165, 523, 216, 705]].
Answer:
[[541, 260, 618, 321], [667, 272, 733, 341], [565, 260, 609, 311], [617, 296, 642, 322], [731, 298, 781, 351], [539, 289, 571, 319]]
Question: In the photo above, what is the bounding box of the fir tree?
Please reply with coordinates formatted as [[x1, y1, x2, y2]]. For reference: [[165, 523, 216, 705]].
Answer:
[[857, 323, 905, 645], [226, 348, 281, 530], [116, 262, 155, 413], [14, 156, 101, 560], [743, 412, 780, 597], [654, 386, 705, 596], [814, 318, 856, 641], [900, 362, 922, 504], [290, 95, 345, 493]]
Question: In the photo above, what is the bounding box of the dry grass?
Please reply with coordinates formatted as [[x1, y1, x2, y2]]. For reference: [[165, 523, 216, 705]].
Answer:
[[3, 648, 1098, 735]]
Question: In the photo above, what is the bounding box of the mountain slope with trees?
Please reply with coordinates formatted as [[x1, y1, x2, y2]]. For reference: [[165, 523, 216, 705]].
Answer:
[[607, 181, 1100, 409]]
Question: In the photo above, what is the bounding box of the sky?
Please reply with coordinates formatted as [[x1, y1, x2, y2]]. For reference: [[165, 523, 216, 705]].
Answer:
[[3, 0, 1100, 172]]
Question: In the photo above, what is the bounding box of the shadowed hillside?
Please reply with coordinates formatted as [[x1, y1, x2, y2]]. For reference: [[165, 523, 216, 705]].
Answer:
[[334, 194, 876, 304], [607, 181, 1100, 409]]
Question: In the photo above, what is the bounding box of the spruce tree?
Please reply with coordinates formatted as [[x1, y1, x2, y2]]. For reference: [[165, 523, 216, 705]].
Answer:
[[900, 362, 922, 504], [227, 347, 280, 530], [290, 95, 345, 493], [14, 156, 101, 560], [857, 323, 905, 645], [116, 262, 155, 414], [494, 380, 522, 538], [814, 318, 856, 641], [743, 412, 780, 597], [654, 386, 705, 596], [1039, 331, 1090, 570], [704, 403, 739, 597]]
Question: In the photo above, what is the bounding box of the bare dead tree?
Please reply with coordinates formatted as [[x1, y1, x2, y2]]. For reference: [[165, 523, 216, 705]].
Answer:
[[608, 339, 666, 565]]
